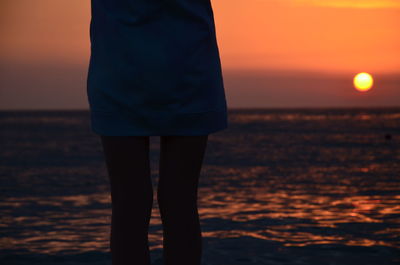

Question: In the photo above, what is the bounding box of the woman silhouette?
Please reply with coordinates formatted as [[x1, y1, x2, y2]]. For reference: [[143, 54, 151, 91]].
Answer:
[[86, 1, 228, 265]]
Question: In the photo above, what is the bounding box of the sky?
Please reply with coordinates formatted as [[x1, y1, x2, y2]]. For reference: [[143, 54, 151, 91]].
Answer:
[[0, 0, 399, 110]]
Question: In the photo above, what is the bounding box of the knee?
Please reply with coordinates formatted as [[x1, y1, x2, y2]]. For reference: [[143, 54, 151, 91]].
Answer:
[[157, 189, 197, 212]]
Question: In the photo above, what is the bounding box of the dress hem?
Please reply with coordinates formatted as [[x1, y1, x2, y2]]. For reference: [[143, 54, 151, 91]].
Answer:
[[90, 107, 228, 136]]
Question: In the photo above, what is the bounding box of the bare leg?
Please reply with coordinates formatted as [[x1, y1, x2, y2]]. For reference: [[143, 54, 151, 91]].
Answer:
[[100, 135, 153, 265], [157, 135, 209, 265]]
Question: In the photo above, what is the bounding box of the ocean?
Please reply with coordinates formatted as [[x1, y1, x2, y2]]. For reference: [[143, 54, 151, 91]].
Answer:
[[0, 108, 399, 265]]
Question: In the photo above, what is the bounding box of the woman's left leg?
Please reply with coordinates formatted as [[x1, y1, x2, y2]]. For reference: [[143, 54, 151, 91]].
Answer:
[[157, 135, 209, 265]]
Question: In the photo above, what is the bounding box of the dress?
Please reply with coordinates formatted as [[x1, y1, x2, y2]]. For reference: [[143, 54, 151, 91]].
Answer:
[[86, 0, 228, 136]]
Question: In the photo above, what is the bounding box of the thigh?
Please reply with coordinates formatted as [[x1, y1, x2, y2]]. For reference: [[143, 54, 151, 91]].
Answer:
[[100, 136, 151, 196], [100, 135, 150, 173], [158, 135, 208, 187]]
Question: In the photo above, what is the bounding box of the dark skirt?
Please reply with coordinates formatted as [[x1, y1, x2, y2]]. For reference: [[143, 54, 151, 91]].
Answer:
[[87, 0, 228, 136]]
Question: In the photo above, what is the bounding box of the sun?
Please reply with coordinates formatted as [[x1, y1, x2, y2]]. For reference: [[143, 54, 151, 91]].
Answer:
[[354, 72, 373, 92]]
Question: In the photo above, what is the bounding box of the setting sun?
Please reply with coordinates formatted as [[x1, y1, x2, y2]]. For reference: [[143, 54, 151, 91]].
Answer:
[[354, 72, 373, 92]]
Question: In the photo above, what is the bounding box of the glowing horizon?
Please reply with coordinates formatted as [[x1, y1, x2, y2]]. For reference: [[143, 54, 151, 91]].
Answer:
[[0, 0, 399, 109]]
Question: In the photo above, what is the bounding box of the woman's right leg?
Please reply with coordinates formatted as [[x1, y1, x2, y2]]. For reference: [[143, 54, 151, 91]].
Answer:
[[100, 135, 153, 265]]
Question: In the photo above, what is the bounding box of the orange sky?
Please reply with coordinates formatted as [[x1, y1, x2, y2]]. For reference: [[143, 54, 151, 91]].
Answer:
[[214, 0, 400, 74], [0, 0, 399, 109], [1, 0, 399, 73]]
